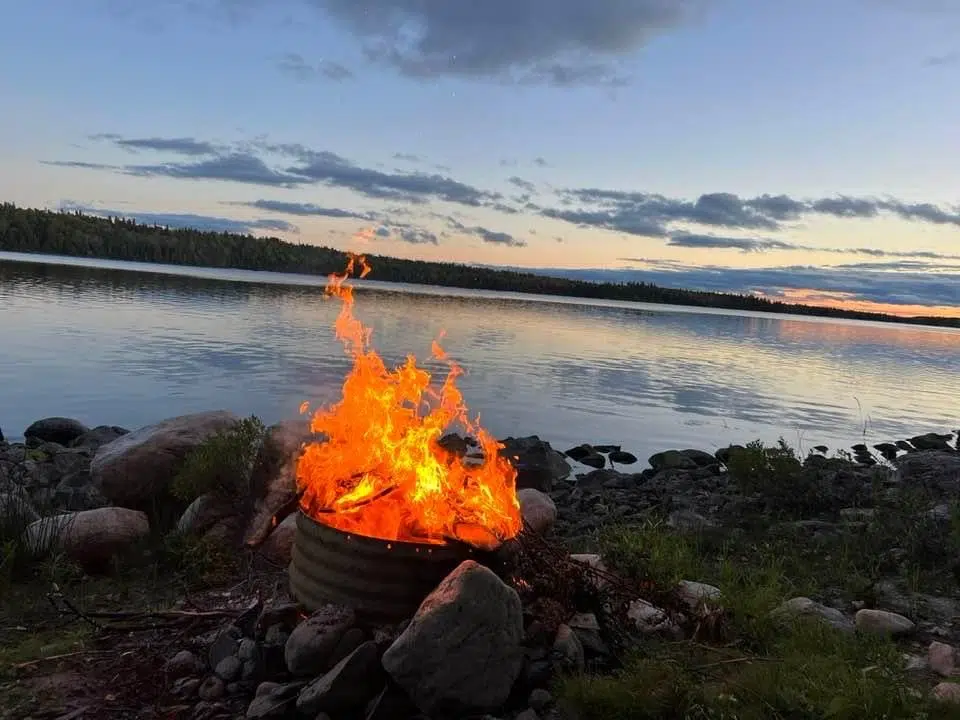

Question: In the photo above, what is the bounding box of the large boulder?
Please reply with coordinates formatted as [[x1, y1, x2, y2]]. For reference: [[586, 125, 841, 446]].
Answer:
[[69, 425, 129, 451], [24, 417, 90, 446], [244, 419, 311, 547], [499, 436, 571, 493], [90, 411, 240, 509], [22, 506, 150, 571], [382, 559, 524, 717]]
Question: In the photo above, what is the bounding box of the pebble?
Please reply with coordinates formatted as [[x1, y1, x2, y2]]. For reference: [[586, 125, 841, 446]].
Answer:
[[198, 675, 225, 701]]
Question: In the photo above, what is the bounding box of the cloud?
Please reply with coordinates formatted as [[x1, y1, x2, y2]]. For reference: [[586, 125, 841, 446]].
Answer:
[[668, 233, 796, 252], [534, 157, 549, 167], [546, 188, 960, 236], [446, 217, 526, 247], [508, 176, 537, 193], [308, 0, 702, 84], [126, 152, 307, 187], [61, 202, 298, 235], [924, 51, 959, 66], [393, 152, 422, 163], [230, 199, 379, 220], [90, 133, 219, 156], [276, 52, 353, 81], [42, 160, 118, 171], [373, 222, 438, 244]]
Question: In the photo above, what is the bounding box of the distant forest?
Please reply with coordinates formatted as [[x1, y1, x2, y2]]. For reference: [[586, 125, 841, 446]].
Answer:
[[1, 202, 957, 328]]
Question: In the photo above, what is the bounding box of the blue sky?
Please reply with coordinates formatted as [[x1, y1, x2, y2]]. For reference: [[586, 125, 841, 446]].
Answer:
[[2, 0, 959, 315]]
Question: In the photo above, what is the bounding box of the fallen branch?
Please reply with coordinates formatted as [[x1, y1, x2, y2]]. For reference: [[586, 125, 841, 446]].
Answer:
[[14, 650, 111, 670]]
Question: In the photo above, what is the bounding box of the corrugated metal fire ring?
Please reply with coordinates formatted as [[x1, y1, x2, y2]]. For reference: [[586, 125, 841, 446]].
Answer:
[[288, 510, 479, 620]]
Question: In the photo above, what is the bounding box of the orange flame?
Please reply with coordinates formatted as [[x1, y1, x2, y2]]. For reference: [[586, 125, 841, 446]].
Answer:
[[295, 253, 521, 549]]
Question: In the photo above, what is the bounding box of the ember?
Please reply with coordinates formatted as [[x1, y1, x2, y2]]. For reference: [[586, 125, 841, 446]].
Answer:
[[295, 253, 522, 550]]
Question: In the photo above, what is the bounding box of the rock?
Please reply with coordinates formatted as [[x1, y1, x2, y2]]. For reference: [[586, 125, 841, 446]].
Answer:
[[22, 507, 150, 570], [552, 624, 584, 672], [500, 436, 571, 492], [177, 493, 237, 536], [568, 613, 608, 657], [676, 580, 722, 609], [198, 675, 225, 702], [608, 450, 638, 464], [364, 684, 421, 720], [295, 641, 384, 716], [627, 599, 674, 634], [24, 417, 89, 446], [258, 512, 297, 565], [839, 507, 875, 522], [245, 681, 304, 718], [894, 451, 960, 494], [90, 410, 240, 509], [909, 433, 953, 451], [680, 449, 717, 467], [667, 509, 716, 533], [516, 710, 540, 720], [166, 650, 203, 679], [69, 425, 129, 451], [854, 609, 915, 636], [519, 489, 557, 535], [563, 445, 594, 461], [215, 655, 242, 682], [382, 560, 524, 718], [529, 688, 553, 713], [930, 642, 957, 677], [284, 604, 356, 677], [648, 450, 698, 471], [255, 603, 301, 639], [244, 419, 311, 547], [579, 453, 606, 469], [208, 626, 242, 669], [933, 683, 960, 704], [569, 553, 610, 590], [770, 598, 854, 633]]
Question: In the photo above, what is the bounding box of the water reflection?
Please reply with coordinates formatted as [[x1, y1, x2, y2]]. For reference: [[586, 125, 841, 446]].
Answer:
[[1, 253, 958, 461]]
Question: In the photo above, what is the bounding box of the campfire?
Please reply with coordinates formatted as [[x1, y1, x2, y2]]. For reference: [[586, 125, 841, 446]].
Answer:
[[294, 253, 522, 552]]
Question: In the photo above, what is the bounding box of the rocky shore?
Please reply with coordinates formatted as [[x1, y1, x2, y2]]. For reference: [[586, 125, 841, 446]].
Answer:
[[2, 413, 960, 719]]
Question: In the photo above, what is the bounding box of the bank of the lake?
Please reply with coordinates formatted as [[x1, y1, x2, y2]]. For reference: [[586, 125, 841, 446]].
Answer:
[[3, 410, 960, 719]]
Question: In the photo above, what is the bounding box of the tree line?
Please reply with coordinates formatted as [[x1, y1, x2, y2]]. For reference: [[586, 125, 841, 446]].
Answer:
[[1, 202, 956, 328]]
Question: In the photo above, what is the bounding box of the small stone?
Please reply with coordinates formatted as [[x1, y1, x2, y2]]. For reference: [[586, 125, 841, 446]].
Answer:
[[551, 624, 584, 672], [627, 599, 673, 634], [579, 454, 606, 469], [854, 609, 915, 636], [198, 675, 225, 701], [516, 710, 540, 720], [608, 450, 638, 465], [171, 677, 202, 698], [255, 682, 282, 697], [166, 650, 202, 679], [528, 688, 553, 712], [676, 580, 722, 609], [295, 641, 384, 716], [903, 654, 927, 672], [215, 655, 242, 681], [237, 639, 259, 662], [933, 683, 960, 704], [929, 641, 957, 677], [770, 597, 854, 633]]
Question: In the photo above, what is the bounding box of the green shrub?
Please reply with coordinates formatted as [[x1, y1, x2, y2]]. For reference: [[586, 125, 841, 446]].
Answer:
[[170, 415, 266, 504]]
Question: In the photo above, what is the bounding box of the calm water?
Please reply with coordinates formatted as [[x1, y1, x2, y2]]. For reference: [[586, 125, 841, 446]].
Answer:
[[1, 251, 958, 462]]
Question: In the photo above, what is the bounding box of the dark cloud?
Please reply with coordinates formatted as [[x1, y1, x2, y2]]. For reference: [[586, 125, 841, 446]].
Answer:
[[277, 52, 354, 81], [306, 0, 701, 84], [61, 201, 298, 235], [42, 160, 118, 171], [286, 149, 503, 206], [393, 152, 422, 163], [90, 133, 219, 156], [508, 176, 537, 193], [534, 157, 549, 167], [924, 51, 959, 66], [231, 199, 378, 220], [374, 222, 438, 245], [446, 217, 526, 247], [668, 233, 796, 252], [125, 152, 307, 187], [547, 188, 960, 236]]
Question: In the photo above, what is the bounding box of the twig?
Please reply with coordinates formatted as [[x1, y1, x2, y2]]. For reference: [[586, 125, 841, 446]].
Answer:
[[84, 609, 240, 620], [14, 650, 111, 669], [47, 589, 103, 632], [693, 656, 779, 671]]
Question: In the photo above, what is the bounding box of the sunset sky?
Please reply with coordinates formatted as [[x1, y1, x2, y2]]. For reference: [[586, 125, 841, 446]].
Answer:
[[2, 0, 958, 316]]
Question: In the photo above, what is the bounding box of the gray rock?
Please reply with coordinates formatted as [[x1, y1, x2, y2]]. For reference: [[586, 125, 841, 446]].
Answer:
[[21, 506, 150, 571], [296, 641, 384, 716], [284, 604, 356, 677], [855, 609, 915, 636], [166, 650, 203, 679], [529, 688, 553, 713], [258, 512, 297, 565], [177, 493, 237, 536], [198, 675, 225, 701], [770, 597, 854, 633], [500, 436, 571, 492], [208, 626, 242, 670], [608, 450, 638, 465], [69, 425, 129, 451], [90, 410, 240, 509], [246, 681, 306, 719], [649, 450, 698, 471], [24, 417, 89, 446], [215, 655, 243, 682], [552, 624, 584, 672], [676, 580, 722, 609], [519, 488, 557, 535], [382, 560, 524, 718], [516, 710, 540, 720], [171, 677, 202, 698], [929, 641, 957, 678]]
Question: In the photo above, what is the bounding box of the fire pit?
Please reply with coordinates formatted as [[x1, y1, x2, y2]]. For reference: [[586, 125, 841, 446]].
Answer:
[[288, 254, 522, 619]]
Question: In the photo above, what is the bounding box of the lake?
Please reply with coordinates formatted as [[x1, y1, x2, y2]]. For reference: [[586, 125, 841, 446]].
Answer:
[[1, 251, 958, 462]]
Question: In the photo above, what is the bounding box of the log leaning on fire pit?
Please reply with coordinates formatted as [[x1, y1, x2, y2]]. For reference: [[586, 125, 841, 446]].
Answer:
[[289, 510, 484, 621]]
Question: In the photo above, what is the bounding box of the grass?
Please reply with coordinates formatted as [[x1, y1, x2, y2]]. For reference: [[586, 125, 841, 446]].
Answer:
[[558, 438, 960, 719]]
